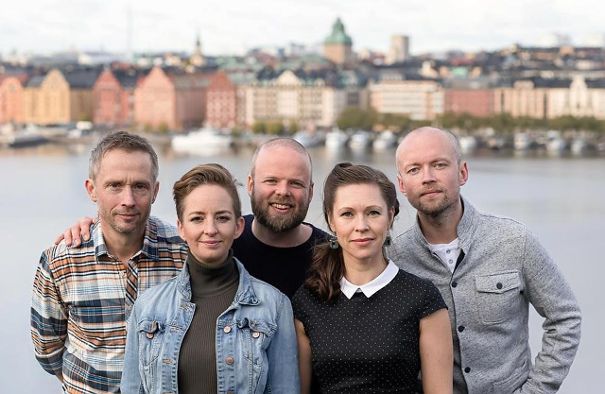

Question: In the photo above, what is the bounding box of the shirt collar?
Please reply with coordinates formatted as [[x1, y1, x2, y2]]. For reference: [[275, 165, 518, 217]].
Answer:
[[340, 260, 399, 299], [92, 218, 158, 260]]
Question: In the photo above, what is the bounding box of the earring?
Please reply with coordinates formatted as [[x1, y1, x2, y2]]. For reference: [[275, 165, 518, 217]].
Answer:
[[329, 236, 339, 250], [383, 234, 392, 247]]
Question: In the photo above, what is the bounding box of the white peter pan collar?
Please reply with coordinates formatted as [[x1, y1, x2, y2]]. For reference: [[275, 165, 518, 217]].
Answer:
[[340, 260, 399, 299]]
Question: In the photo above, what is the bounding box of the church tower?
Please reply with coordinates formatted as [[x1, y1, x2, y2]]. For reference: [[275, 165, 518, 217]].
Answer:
[[323, 18, 354, 66]]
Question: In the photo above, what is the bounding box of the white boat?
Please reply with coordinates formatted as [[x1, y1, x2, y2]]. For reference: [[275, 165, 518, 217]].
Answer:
[[172, 128, 233, 154], [513, 132, 532, 151], [349, 130, 372, 150], [372, 130, 398, 151], [570, 138, 588, 155], [293, 131, 324, 148], [459, 135, 478, 153], [545, 130, 566, 155], [325, 129, 349, 149]]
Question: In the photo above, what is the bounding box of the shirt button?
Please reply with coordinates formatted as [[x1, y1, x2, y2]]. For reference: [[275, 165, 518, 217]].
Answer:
[[451, 281, 458, 288], [251, 331, 261, 339], [223, 325, 232, 334], [446, 249, 450, 254], [464, 367, 471, 373], [458, 325, 465, 332], [496, 282, 503, 289], [225, 356, 234, 365]]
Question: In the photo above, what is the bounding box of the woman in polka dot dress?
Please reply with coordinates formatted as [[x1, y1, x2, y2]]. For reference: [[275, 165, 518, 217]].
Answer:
[[293, 163, 453, 393]]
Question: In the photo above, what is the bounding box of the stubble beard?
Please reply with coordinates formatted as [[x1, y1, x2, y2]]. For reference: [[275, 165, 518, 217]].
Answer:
[[415, 192, 454, 219], [250, 191, 309, 233]]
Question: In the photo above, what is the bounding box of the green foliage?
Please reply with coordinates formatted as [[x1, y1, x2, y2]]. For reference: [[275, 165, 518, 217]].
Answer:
[[287, 120, 300, 134], [336, 107, 378, 130], [266, 121, 285, 135], [252, 121, 266, 134]]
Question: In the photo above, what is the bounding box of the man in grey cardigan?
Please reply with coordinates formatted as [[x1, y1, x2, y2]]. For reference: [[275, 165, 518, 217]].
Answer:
[[390, 127, 581, 393]]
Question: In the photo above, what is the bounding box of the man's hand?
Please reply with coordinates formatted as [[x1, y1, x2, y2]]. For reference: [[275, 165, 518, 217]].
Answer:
[[54, 217, 96, 247]]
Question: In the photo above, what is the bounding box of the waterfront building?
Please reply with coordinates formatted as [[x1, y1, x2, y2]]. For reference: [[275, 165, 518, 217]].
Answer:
[[0, 74, 26, 124], [205, 71, 238, 128], [92, 68, 141, 127], [134, 66, 210, 131], [323, 18, 354, 66], [369, 77, 444, 120], [242, 69, 364, 128], [23, 68, 99, 125]]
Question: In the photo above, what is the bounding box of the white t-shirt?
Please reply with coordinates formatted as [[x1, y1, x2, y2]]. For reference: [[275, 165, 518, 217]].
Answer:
[[428, 238, 461, 273]]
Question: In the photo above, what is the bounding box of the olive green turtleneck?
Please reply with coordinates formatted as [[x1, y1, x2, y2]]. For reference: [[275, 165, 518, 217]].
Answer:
[[177, 250, 239, 394]]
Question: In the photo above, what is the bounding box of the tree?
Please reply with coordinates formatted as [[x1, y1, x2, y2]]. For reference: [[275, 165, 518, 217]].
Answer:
[[336, 107, 378, 130], [252, 121, 266, 134]]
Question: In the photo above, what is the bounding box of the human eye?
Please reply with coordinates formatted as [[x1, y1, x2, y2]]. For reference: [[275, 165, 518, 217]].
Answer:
[[106, 182, 122, 192], [133, 183, 150, 192], [264, 178, 277, 185], [369, 209, 382, 217], [406, 167, 419, 175], [190, 215, 204, 223], [290, 180, 305, 189], [340, 210, 353, 218], [216, 214, 232, 223], [434, 161, 449, 169]]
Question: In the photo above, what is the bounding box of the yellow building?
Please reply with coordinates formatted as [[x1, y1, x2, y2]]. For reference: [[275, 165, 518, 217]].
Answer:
[[369, 78, 444, 120], [23, 68, 98, 125]]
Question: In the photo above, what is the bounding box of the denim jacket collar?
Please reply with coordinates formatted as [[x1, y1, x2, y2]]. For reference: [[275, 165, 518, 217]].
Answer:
[[175, 253, 260, 306]]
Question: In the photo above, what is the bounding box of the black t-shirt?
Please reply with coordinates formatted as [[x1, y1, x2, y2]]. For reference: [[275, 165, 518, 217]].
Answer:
[[292, 269, 447, 393], [232, 214, 328, 299]]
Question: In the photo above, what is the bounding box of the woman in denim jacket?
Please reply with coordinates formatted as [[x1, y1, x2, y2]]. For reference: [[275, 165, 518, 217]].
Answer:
[[121, 164, 299, 394]]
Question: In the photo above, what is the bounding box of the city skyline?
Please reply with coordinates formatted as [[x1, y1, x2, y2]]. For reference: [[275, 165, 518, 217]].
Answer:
[[2, 0, 605, 56]]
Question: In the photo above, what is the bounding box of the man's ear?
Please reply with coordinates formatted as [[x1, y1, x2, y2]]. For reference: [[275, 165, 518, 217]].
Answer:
[[152, 181, 160, 203], [397, 174, 407, 195], [246, 175, 254, 196], [85, 179, 97, 202], [459, 161, 469, 186]]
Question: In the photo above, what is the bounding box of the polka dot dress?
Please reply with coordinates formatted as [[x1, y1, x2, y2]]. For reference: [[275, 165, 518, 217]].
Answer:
[[293, 270, 446, 393]]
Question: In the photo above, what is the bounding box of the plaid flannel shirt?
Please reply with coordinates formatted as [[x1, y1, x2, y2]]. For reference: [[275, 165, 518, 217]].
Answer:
[[31, 216, 187, 394]]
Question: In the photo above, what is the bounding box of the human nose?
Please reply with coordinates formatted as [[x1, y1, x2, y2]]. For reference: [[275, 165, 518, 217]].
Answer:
[[354, 215, 369, 232], [121, 187, 136, 207], [275, 180, 291, 196], [421, 166, 436, 184], [203, 219, 218, 235]]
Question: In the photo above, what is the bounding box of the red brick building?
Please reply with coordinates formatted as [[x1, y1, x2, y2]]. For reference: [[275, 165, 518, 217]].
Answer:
[[92, 68, 140, 127], [444, 89, 495, 117], [205, 71, 238, 128], [134, 66, 209, 131], [0, 74, 26, 124]]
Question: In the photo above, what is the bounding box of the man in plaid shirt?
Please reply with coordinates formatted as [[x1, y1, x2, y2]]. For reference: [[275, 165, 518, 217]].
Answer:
[[31, 132, 187, 393]]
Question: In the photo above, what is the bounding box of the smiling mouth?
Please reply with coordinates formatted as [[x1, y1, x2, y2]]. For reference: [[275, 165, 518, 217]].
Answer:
[[270, 202, 293, 211]]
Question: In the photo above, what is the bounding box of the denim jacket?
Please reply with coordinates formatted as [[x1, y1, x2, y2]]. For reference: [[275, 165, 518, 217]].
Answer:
[[120, 258, 300, 394]]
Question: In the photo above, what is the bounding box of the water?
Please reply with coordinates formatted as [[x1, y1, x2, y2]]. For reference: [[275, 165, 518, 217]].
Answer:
[[1, 142, 602, 393]]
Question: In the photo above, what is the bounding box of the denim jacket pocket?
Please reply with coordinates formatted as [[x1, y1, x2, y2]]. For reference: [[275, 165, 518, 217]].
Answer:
[[238, 318, 277, 362], [138, 319, 165, 366], [475, 271, 522, 325]]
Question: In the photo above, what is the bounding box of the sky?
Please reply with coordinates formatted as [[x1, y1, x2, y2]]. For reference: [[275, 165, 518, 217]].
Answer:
[[1, 0, 605, 56]]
